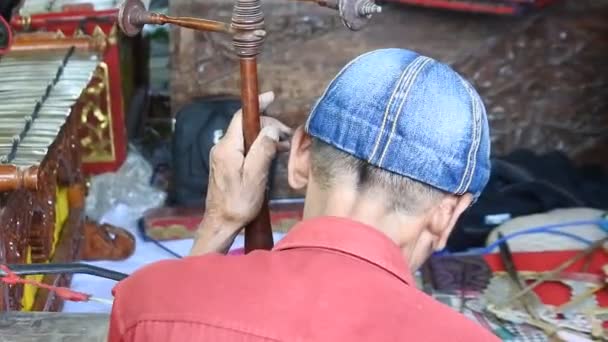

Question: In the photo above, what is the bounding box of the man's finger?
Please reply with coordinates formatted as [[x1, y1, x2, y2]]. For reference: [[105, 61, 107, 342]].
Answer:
[[223, 91, 276, 141], [261, 116, 292, 137], [277, 140, 291, 153], [259, 91, 275, 112], [242, 125, 280, 184], [219, 116, 290, 155]]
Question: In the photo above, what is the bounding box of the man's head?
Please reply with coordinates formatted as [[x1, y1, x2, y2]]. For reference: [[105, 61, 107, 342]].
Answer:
[[286, 49, 491, 269]]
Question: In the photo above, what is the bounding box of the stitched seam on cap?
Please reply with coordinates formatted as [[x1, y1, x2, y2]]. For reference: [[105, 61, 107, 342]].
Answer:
[[464, 83, 483, 193], [368, 56, 426, 163], [378, 57, 433, 166], [455, 77, 480, 194], [368, 56, 425, 162], [454, 79, 476, 193], [305, 50, 378, 132], [377, 57, 431, 165], [366, 61, 410, 162]]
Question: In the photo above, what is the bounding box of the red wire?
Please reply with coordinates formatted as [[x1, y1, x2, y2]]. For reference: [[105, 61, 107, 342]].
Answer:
[[0, 264, 91, 303]]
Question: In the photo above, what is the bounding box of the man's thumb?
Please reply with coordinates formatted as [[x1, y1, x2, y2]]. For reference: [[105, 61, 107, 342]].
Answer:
[[242, 126, 279, 180], [259, 91, 275, 112]]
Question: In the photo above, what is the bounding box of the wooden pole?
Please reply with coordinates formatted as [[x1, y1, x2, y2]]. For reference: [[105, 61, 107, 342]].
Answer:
[[116, 0, 379, 252], [232, 0, 274, 252], [239, 57, 273, 251]]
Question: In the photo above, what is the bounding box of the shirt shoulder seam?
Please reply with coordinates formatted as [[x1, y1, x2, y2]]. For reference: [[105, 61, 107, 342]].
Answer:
[[277, 245, 412, 286], [123, 317, 283, 341]]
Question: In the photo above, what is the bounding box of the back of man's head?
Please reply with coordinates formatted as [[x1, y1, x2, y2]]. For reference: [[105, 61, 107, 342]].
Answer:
[[288, 48, 491, 264], [307, 48, 489, 209], [309, 138, 445, 215]]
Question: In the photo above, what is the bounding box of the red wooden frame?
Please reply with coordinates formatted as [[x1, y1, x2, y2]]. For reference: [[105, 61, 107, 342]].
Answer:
[[383, 0, 558, 15]]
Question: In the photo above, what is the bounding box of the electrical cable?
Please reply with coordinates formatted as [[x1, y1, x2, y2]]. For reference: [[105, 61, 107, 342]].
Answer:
[[137, 218, 183, 258], [483, 228, 594, 254], [0, 263, 128, 281], [480, 219, 607, 254], [1, 265, 116, 305], [148, 237, 183, 258]]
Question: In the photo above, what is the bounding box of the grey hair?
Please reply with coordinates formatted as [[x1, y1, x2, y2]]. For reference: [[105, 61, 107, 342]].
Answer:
[[310, 138, 445, 214]]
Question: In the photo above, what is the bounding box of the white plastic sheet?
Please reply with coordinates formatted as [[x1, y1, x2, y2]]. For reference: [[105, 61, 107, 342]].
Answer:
[[85, 146, 166, 225]]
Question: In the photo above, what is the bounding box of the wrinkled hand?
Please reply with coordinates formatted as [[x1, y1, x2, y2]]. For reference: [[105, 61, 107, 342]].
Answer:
[[205, 91, 291, 225], [191, 91, 292, 255]]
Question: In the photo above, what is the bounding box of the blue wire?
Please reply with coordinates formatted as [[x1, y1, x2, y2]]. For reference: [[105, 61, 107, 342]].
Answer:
[[480, 219, 606, 254], [483, 229, 593, 254]]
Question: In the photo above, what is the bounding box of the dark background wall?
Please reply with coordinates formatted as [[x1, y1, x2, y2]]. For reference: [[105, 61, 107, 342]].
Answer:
[[169, 0, 608, 197]]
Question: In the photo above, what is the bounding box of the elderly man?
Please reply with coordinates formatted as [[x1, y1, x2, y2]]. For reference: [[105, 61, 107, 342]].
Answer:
[[109, 48, 497, 341]]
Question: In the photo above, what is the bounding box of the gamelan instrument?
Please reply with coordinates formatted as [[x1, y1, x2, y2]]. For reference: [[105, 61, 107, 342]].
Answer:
[[116, 0, 381, 252], [10, 0, 136, 175], [0, 33, 103, 312], [11, 0, 121, 35]]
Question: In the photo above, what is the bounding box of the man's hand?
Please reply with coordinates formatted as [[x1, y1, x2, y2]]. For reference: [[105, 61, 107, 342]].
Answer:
[[190, 91, 292, 255]]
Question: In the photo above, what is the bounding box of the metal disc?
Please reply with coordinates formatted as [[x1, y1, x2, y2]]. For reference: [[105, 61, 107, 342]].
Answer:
[[339, 0, 370, 31], [118, 0, 146, 37]]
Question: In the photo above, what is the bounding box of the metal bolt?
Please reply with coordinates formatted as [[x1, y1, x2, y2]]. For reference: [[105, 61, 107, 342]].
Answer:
[[358, 0, 382, 16], [253, 29, 267, 38]]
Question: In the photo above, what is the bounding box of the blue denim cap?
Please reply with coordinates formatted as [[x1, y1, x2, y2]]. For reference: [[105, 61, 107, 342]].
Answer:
[[305, 48, 491, 198]]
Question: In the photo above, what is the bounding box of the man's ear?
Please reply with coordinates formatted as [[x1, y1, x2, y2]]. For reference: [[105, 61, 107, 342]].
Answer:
[[287, 126, 312, 190], [427, 194, 473, 251]]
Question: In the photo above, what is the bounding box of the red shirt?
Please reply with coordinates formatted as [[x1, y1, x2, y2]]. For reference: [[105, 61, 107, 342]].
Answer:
[[109, 216, 498, 342]]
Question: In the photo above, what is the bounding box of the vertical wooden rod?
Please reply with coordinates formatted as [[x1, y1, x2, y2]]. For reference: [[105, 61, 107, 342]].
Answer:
[[240, 57, 274, 252]]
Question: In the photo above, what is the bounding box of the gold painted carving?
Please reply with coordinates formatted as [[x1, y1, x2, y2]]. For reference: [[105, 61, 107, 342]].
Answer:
[[20, 15, 32, 31], [80, 62, 116, 163], [108, 25, 118, 46]]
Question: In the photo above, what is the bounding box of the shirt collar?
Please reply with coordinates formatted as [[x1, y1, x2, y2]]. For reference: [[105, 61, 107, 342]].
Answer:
[[274, 216, 414, 285]]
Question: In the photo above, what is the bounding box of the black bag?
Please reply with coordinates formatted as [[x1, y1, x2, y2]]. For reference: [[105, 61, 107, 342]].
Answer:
[[0, 1, 18, 54], [0, 0, 20, 21], [169, 96, 276, 208], [447, 149, 608, 252], [169, 97, 242, 207]]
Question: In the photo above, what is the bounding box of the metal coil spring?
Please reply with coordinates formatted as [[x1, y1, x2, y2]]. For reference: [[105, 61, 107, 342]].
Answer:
[[231, 0, 264, 30]]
